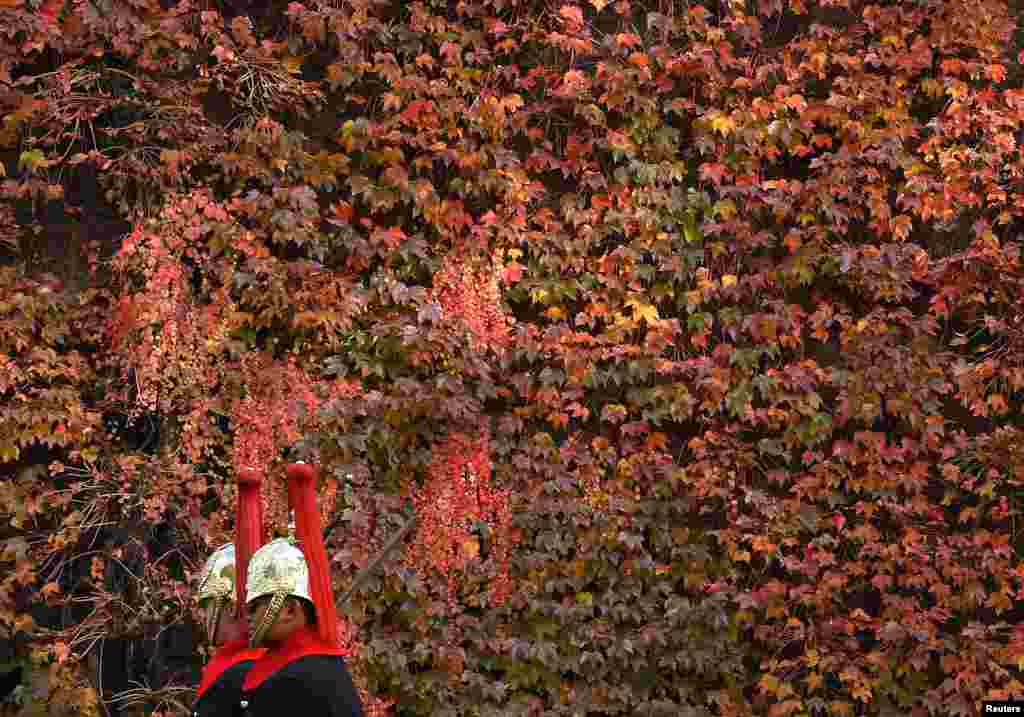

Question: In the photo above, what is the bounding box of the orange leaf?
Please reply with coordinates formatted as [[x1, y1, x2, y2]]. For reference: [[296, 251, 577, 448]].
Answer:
[[615, 33, 641, 49], [53, 641, 71, 664], [559, 4, 584, 27], [645, 432, 667, 451], [460, 538, 479, 560]]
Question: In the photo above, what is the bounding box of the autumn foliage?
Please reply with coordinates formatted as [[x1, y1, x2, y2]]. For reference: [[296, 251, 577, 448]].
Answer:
[[3, 0, 1024, 715]]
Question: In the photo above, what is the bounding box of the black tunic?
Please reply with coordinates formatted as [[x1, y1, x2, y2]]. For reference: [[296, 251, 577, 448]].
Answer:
[[193, 659, 256, 717], [239, 654, 363, 717]]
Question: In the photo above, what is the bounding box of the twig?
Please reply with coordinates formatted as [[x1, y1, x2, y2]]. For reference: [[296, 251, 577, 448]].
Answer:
[[336, 514, 417, 609]]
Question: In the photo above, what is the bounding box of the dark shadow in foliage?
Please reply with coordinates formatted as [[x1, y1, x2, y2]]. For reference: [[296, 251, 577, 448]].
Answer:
[[199, 87, 237, 128], [0, 665, 22, 704], [88, 624, 200, 715], [103, 409, 163, 455], [10, 161, 130, 284], [31, 513, 203, 714], [145, 622, 201, 694]]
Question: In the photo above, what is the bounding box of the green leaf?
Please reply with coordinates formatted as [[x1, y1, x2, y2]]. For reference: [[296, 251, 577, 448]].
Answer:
[[18, 150, 47, 174]]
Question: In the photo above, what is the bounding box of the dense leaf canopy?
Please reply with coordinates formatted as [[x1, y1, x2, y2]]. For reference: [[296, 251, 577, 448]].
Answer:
[[2, 0, 1024, 715]]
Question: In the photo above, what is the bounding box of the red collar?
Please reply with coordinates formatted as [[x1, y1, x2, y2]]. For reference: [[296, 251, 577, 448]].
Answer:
[[242, 626, 345, 690], [196, 640, 267, 697]]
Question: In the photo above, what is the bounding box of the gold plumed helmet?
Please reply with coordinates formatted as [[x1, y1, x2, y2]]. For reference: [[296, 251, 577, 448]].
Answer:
[[246, 537, 311, 603], [245, 537, 311, 645], [196, 543, 236, 605], [196, 543, 236, 642]]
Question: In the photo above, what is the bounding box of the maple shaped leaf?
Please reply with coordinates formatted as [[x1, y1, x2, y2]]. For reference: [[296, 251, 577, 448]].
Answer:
[[708, 113, 737, 136], [625, 298, 659, 323]]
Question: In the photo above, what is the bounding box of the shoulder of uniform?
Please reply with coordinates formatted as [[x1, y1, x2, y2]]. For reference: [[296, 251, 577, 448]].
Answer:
[[279, 652, 347, 669]]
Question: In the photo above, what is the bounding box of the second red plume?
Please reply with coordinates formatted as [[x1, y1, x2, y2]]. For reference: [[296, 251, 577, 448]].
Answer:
[[285, 462, 340, 646]]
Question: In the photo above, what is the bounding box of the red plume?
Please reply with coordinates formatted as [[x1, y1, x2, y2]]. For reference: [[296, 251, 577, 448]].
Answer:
[[285, 462, 339, 646], [235, 469, 265, 620]]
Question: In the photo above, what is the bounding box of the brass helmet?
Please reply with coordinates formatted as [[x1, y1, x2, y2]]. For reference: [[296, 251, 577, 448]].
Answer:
[[245, 537, 312, 644], [196, 543, 236, 642], [196, 543, 236, 606], [246, 537, 312, 604]]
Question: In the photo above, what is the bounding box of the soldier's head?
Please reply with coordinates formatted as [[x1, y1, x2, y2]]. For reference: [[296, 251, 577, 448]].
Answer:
[[248, 595, 316, 644], [196, 543, 245, 645], [245, 538, 317, 646]]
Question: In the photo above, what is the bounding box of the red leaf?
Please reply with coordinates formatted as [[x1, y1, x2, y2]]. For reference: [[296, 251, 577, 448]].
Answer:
[[501, 261, 524, 284]]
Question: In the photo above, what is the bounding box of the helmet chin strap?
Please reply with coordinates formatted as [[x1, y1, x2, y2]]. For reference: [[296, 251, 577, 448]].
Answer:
[[205, 596, 227, 646], [249, 592, 287, 648]]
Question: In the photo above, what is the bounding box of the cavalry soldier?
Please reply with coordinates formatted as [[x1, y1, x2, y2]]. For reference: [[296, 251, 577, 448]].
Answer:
[[238, 463, 364, 716], [192, 469, 266, 716]]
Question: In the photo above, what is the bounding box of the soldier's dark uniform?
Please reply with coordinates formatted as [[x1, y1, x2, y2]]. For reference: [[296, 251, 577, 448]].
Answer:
[[193, 640, 264, 717], [237, 624, 362, 717]]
